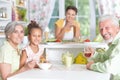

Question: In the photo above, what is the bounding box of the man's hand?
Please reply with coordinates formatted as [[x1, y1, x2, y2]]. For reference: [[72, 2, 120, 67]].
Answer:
[[84, 47, 95, 57], [86, 61, 94, 70]]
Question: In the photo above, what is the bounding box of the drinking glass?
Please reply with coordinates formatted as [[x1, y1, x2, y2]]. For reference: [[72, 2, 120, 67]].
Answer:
[[83, 48, 92, 58]]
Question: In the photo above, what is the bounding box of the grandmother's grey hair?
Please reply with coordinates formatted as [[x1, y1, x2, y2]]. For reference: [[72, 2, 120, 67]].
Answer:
[[99, 15, 119, 27], [4, 21, 24, 40]]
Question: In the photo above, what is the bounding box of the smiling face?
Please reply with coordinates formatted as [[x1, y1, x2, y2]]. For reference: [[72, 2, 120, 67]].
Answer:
[[8, 25, 24, 46], [99, 19, 120, 43], [28, 28, 42, 46], [65, 9, 76, 22]]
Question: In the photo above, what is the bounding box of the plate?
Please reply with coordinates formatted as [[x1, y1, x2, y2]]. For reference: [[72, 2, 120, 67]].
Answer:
[[84, 42, 101, 45], [47, 42, 62, 45], [84, 42, 107, 48]]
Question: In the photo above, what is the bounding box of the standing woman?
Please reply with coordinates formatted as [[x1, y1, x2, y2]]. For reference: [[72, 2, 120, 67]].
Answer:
[[0, 21, 36, 80], [55, 6, 80, 41]]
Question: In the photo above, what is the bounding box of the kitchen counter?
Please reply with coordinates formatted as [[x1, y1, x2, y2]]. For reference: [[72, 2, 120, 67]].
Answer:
[[40, 42, 108, 61], [41, 42, 108, 48]]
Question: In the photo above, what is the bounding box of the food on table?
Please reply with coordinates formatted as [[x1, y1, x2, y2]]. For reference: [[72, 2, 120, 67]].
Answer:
[[46, 38, 56, 42], [79, 38, 84, 43], [55, 39, 61, 42], [96, 48, 106, 53], [74, 52, 88, 64], [46, 38, 62, 42], [84, 39, 90, 42], [40, 56, 46, 63], [38, 56, 52, 70]]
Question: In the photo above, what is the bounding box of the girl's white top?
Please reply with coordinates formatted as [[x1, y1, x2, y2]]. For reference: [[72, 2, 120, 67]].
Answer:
[[23, 45, 44, 63]]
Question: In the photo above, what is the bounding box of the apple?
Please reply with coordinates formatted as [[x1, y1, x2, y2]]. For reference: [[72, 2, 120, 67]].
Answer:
[[55, 39, 61, 42], [84, 39, 90, 42]]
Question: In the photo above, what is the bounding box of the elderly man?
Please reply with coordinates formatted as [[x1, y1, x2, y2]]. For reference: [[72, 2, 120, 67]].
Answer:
[[85, 15, 120, 80]]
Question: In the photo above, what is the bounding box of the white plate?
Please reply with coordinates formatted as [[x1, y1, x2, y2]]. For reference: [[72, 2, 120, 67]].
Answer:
[[84, 42, 108, 48], [47, 42, 62, 45], [84, 42, 102, 45]]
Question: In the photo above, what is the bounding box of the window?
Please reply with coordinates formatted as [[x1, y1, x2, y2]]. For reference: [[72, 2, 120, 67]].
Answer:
[[95, 0, 100, 35], [76, 0, 90, 38], [49, 0, 96, 40], [49, 0, 59, 33]]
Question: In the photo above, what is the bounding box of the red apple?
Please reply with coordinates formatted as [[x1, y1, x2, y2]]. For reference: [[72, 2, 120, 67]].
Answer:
[[55, 39, 61, 42], [84, 39, 90, 42]]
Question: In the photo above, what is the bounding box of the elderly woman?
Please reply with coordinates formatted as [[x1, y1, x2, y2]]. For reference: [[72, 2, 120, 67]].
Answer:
[[55, 6, 80, 41], [0, 21, 36, 80]]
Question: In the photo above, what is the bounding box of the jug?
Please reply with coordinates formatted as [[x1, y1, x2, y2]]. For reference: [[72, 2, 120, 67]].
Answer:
[[62, 51, 74, 67]]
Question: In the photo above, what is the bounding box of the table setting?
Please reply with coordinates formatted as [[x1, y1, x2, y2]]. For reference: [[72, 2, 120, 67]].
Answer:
[[7, 38, 110, 80]]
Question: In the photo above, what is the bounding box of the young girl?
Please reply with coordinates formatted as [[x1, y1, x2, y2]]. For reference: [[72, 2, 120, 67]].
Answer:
[[20, 21, 45, 68]]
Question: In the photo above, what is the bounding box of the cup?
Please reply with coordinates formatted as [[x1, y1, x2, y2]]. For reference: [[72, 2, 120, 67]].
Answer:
[[83, 48, 92, 58], [84, 52, 91, 58]]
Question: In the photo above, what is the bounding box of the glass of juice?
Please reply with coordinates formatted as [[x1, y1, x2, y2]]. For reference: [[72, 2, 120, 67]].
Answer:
[[84, 52, 91, 58], [83, 48, 92, 58]]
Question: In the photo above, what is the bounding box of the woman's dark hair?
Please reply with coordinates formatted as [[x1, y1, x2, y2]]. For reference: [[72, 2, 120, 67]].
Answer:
[[27, 20, 42, 35], [65, 6, 77, 14]]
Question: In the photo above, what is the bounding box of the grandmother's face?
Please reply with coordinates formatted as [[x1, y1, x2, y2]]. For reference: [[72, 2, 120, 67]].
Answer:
[[99, 19, 120, 43], [8, 25, 24, 45]]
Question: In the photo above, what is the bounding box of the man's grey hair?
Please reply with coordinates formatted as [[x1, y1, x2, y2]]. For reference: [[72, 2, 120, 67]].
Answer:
[[99, 15, 119, 27], [4, 21, 24, 40]]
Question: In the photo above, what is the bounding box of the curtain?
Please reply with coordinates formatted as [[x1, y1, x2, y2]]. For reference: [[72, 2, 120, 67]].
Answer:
[[29, 0, 55, 30], [97, 0, 120, 18]]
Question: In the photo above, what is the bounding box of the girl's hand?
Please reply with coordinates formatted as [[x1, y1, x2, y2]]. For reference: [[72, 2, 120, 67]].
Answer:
[[24, 60, 36, 70]]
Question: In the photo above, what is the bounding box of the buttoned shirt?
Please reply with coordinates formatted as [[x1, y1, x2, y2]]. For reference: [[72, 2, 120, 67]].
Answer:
[[0, 41, 20, 80], [90, 31, 120, 80]]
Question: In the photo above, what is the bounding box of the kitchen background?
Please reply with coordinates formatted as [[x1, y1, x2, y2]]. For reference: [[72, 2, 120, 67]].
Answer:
[[0, 0, 120, 46]]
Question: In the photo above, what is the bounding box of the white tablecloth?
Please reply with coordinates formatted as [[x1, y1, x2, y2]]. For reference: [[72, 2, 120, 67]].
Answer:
[[7, 61, 110, 80]]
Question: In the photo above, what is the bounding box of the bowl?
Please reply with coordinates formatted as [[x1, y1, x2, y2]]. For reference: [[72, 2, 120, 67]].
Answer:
[[37, 63, 52, 70]]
